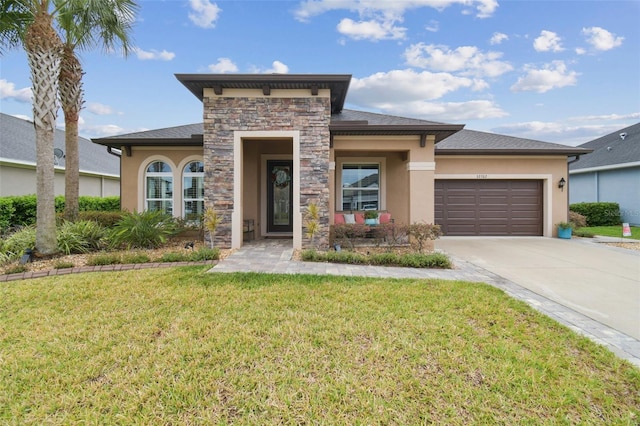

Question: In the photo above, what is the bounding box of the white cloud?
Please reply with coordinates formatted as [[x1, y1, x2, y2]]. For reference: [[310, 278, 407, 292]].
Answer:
[[582, 26, 623, 51], [134, 48, 175, 61], [207, 58, 238, 73], [404, 43, 513, 78], [425, 20, 439, 32], [265, 61, 289, 74], [294, 0, 498, 22], [250, 60, 290, 74], [569, 112, 640, 122], [80, 123, 127, 138], [348, 69, 477, 107], [510, 61, 578, 93], [533, 30, 564, 52], [337, 18, 406, 40], [489, 32, 508, 45], [575, 47, 586, 55], [189, 0, 221, 29], [491, 120, 635, 146], [387, 99, 507, 121], [87, 102, 117, 115], [0, 79, 32, 103]]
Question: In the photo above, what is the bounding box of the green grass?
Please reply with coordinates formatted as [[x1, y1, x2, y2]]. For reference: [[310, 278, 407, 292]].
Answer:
[[579, 225, 640, 239], [1, 269, 638, 424]]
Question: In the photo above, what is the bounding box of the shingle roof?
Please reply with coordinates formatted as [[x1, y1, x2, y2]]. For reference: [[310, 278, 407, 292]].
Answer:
[[332, 109, 449, 126], [436, 129, 591, 156], [569, 122, 640, 170], [0, 113, 119, 175], [99, 123, 204, 140]]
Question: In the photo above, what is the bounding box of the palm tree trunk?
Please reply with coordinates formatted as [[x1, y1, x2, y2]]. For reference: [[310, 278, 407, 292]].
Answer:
[[59, 45, 83, 222], [25, 10, 63, 255]]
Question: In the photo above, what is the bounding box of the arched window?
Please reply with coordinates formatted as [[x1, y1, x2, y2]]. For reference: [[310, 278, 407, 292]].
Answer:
[[183, 160, 204, 221], [145, 161, 173, 214]]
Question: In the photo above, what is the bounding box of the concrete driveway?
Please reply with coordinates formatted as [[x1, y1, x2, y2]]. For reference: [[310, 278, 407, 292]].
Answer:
[[435, 237, 640, 340]]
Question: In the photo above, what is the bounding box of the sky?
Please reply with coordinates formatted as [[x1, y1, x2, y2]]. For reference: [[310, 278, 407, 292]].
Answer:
[[1, 0, 639, 146]]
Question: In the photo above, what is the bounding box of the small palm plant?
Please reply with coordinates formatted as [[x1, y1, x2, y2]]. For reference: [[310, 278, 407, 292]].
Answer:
[[305, 203, 320, 248], [203, 208, 222, 248]]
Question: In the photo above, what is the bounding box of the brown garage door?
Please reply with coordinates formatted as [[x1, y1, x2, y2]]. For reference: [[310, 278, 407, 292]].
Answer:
[[435, 179, 543, 236]]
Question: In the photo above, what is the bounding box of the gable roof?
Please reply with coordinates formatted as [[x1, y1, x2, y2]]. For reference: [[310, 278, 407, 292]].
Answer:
[[0, 113, 119, 176], [436, 129, 591, 156], [569, 122, 640, 171]]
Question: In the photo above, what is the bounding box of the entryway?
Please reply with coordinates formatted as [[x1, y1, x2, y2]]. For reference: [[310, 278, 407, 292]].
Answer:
[[266, 160, 293, 233]]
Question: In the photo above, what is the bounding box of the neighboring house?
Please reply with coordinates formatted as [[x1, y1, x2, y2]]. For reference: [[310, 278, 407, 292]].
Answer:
[[0, 113, 120, 197], [93, 74, 589, 249], [569, 123, 640, 225]]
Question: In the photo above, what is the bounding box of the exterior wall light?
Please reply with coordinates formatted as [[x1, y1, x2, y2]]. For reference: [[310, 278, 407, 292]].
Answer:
[[558, 177, 566, 191]]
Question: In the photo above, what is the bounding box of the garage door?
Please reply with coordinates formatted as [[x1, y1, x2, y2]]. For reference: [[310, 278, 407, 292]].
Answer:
[[435, 180, 543, 236]]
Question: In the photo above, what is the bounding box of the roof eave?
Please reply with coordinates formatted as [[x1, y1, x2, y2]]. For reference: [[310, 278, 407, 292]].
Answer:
[[330, 124, 464, 143], [92, 136, 204, 148], [436, 148, 592, 156], [175, 73, 352, 114]]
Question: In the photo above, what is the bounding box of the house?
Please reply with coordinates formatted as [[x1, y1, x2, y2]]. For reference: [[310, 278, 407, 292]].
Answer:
[[92, 74, 589, 249], [0, 113, 120, 197], [569, 123, 640, 225]]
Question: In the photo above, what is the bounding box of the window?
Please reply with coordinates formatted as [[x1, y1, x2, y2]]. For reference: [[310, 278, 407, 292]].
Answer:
[[341, 163, 380, 210], [145, 161, 173, 214], [183, 161, 204, 221]]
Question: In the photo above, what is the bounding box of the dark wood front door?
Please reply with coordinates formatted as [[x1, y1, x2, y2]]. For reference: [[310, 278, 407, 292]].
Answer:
[[267, 160, 293, 233]]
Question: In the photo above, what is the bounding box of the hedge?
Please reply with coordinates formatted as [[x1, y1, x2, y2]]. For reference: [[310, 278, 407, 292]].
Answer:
[[569, 202, 621, 226], [0, 195, 120, 229]]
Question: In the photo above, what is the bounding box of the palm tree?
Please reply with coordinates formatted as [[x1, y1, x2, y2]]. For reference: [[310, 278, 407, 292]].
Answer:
[[1, 0, 63, 254], [57, 0, 137, 221]]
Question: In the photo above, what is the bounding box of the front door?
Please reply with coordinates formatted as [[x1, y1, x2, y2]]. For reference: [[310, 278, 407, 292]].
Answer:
[[266, 160, 293, 233]]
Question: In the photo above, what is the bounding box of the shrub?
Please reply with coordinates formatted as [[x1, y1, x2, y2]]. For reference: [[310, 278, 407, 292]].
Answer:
[[569, 211, 588, 228], [189, 247, 219, 261], [108, 210, 178, 249], [1, 226, 36, 263], [53, 260, 75, 269], [121, 252, 151, 264], [369, 252, 400, 265], [158, 252, 189, 263], [76, 211, 125, 227], [78, 196, 120, 212], [57, 220, 106, 255], [6, 195, 37, 226], [86, 253, 121, 266], [407, 223, 442, 253], [5, 264, 29, 274], [0, 198, 15, 234], [399, 252, 451, 269], [569, 202, 621, 226], [332, 223, 370, 250]]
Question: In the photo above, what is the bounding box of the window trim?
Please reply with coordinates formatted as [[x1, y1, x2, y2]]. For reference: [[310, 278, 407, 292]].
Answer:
[[182, 160, 205, 221], [336, 157, 386, 211], [144, 160, 174, 215]]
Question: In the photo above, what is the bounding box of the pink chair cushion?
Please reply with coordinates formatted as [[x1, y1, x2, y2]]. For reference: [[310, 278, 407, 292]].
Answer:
[[379, 213, 392, 224], [355, 213, 365, 224], [334, 213, 345, 224]]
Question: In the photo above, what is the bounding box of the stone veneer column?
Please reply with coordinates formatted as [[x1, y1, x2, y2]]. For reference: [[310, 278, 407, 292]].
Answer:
[[203, 95, 331, 249]]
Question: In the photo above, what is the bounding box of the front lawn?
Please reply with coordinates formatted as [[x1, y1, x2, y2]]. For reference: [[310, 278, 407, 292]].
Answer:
[[1, 269, 638, 424], [579, 225, 640, 239]]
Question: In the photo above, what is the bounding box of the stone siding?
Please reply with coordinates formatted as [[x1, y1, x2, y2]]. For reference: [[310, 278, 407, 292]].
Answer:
[[203, 96, 331, 248]]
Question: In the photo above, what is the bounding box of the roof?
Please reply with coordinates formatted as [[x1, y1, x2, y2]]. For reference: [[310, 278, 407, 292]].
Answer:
[[175, 73, 352, 114], [93, 123, 204, 147], [0, 113, 119, 176], [330, 109, 464, 143], [436, 129, 592, 156], [569, 122, 640, 171]]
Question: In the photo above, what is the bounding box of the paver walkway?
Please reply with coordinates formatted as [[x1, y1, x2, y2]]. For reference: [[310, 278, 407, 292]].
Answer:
[[211, 239, 640, 368]]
